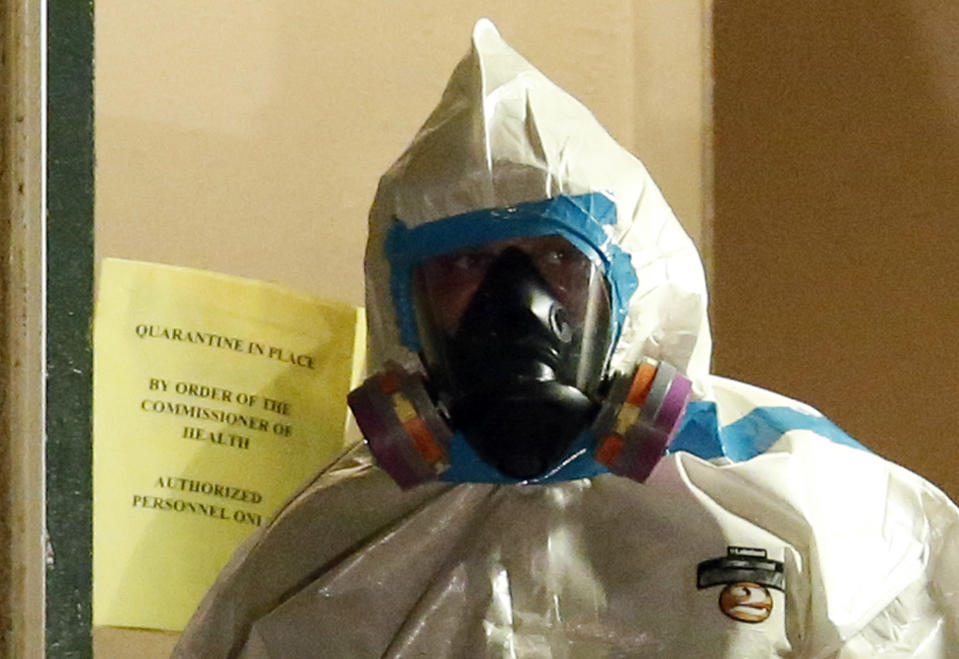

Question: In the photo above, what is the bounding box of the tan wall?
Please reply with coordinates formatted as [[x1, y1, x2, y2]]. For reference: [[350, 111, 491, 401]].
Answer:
[[93, 2, 709, 655], [95, 1, 709, 308], [711, 2, 959, 498]]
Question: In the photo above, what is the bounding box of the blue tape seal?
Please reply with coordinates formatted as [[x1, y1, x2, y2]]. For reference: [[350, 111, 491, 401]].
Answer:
[[438, 401, 869, 484], [385, 192, 638, 352], [668, 402, 869, 461], [441, 430, 608, 485]]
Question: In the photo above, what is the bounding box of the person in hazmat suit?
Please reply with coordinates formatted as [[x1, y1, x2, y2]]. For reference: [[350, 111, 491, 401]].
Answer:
[[175, 19, 959, 658]]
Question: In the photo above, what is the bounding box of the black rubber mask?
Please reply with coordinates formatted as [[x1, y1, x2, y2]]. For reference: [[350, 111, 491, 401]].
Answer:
[[414, 238, 612, 479]]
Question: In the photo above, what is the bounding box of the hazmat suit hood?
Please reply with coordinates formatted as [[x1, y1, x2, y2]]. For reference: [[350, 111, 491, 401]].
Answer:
[[366, 19, 711, 389]]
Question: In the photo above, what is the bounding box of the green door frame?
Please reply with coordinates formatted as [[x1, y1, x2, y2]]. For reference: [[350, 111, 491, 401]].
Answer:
[[47, 0, 94, 655]]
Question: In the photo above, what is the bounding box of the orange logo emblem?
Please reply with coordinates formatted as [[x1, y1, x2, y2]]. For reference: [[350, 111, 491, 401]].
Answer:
[[718, 582, 773, 623]]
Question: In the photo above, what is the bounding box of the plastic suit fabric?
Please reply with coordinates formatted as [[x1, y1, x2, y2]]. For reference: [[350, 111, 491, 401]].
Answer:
[[175, 20, 959, 658]]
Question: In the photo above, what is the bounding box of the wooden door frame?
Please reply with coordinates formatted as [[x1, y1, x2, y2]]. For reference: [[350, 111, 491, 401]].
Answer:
[[2, 0, 46, 656]]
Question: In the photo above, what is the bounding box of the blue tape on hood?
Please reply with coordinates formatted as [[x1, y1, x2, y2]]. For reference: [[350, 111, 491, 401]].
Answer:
[[668, 402, 869, 462], [439, 401, 868, 484], [385, 192, 638, 353], [441, 430, 608, 485]]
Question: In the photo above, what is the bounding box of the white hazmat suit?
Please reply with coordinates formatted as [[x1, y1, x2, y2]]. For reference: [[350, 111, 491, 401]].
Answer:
[[175, 20, 959, 658]]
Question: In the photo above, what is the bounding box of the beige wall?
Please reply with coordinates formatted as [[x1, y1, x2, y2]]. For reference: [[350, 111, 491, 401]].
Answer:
[[95, 1, 709, 308], [93, 2, 709, 655], [711, 2, 959, 498]]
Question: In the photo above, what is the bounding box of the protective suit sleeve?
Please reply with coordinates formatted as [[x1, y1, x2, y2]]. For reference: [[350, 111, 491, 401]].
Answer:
[[835, 468, 959, 657]]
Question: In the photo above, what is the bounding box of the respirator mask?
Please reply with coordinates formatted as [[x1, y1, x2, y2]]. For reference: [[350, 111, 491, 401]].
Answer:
[[348, 196, 693, 488]]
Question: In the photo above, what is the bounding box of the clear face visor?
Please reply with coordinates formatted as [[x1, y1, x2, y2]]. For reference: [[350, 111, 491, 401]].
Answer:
[[412, 234, 613, 396]]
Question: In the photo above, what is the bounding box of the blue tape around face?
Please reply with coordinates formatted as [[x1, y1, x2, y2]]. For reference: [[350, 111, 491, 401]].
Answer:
[[385, 192, 638, 353], [439, 401, 870, 484], [442, 429, 608, 484]]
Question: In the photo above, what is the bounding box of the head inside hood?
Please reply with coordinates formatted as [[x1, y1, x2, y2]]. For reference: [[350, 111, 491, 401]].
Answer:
[[365, 18, 711, 388]]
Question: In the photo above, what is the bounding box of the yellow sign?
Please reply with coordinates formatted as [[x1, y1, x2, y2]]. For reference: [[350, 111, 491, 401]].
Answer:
[[92, 258, 365, 631]]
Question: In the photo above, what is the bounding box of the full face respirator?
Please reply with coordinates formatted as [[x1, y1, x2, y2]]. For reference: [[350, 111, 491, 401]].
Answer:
[[348, 194, 693, 488]]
